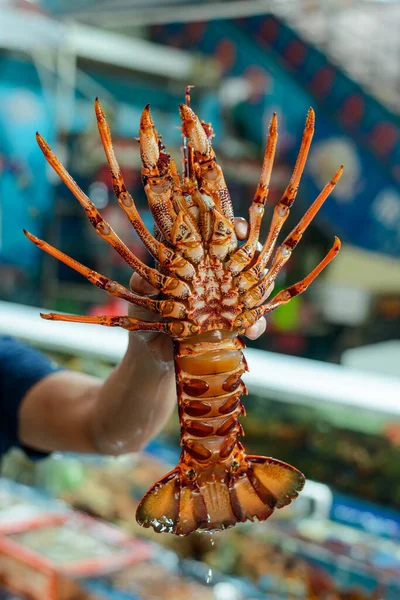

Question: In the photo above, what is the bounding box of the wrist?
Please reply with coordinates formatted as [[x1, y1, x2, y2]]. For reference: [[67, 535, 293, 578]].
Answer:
[[127, 330, 174, 366]]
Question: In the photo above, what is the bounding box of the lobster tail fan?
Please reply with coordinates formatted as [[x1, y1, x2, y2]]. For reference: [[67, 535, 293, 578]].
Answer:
[[247, 456, 305, 508], [135, 469, 180, 534], [177, 481, 209, 536], [135, 457, 305, 536], [229, 457, 304, 523], [229, 470, 275, 523], [136, 469, 208, 536]]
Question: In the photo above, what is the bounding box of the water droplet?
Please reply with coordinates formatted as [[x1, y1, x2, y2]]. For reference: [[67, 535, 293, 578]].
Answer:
[[206, 568, 213, 584]]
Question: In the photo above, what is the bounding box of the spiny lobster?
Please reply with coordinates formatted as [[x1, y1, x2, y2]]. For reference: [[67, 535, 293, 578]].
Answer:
[[25, 90, 342, 536]]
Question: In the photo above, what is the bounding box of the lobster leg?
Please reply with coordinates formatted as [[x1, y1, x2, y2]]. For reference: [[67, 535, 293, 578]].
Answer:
[[95, 99, 161, 258], [209, 209, 237, 262], [227, 113, 278, 276], [95, 100, 197, 274], [235, 237, 341, 329], [40, 313, 197, 337], [181, 84, 196, 182], [235, 109, 315, 292], [179, 103, 236, 227], [281, 165, 343, 252], [188, 186, 214, 243], [24, 231, 187, 319], [139, 106, 204, 267], [240, 246, 292, 309], [170, 160, 200, 234], [239, 165, 344, 308], [40, 313, 167, 332], [35, 134, 191, 297], [140, 105, 178, 242]]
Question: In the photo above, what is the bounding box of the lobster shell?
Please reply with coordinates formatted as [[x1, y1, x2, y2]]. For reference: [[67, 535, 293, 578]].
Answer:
[[25, 93, 342, 535]]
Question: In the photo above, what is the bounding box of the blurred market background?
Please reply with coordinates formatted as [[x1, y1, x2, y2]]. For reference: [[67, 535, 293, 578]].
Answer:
[[1, 0, 400, 598]]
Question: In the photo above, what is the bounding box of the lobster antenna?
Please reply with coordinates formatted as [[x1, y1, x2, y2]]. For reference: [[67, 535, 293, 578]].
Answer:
[[181, 84, 195, 181], [185, 84, 194, 107]]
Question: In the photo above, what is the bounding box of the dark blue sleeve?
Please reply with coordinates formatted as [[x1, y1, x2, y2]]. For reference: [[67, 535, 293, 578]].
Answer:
[[0, 336, 63, 460]]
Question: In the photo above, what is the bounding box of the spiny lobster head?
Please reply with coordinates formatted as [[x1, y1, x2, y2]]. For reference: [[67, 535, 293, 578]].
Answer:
[[138, 101, 341, 339], [29, 96, 341, 341]]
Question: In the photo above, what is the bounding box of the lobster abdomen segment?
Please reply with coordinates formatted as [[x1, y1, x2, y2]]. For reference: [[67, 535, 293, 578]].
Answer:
[[176, 333, 247, 467], [135, 334, 305, 535]]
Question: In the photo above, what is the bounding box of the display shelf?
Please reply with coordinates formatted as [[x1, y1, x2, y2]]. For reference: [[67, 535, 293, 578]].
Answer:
[[2, 300, 400, 416]]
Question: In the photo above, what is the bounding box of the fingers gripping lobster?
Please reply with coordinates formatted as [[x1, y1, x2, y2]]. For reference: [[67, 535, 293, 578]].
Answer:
[[25, 92, 342, 536]]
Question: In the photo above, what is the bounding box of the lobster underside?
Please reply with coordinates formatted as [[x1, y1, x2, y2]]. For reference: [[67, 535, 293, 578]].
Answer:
[[26, 90, 342, 535], [137, 329, 306, 535]]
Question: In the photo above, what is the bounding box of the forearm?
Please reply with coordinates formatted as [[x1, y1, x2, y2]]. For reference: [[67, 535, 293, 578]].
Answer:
[[88, 335, 176, 455], [19, 336, 176, 455]]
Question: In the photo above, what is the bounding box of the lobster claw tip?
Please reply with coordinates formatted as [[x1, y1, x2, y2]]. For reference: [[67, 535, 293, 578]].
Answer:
[[179, 104, 210, 156], [139, 104, 161, 173], [306, 106, 315, 126], [40, 312, 52, 320], [94, 98, 105, 120], [269, 112, 278, 131], [179, 103, 196, 122], [140, 103, 153, 127], [23, 229, 37, 243], [36, 132, 50, 154], [333, 236, 341, 251]]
